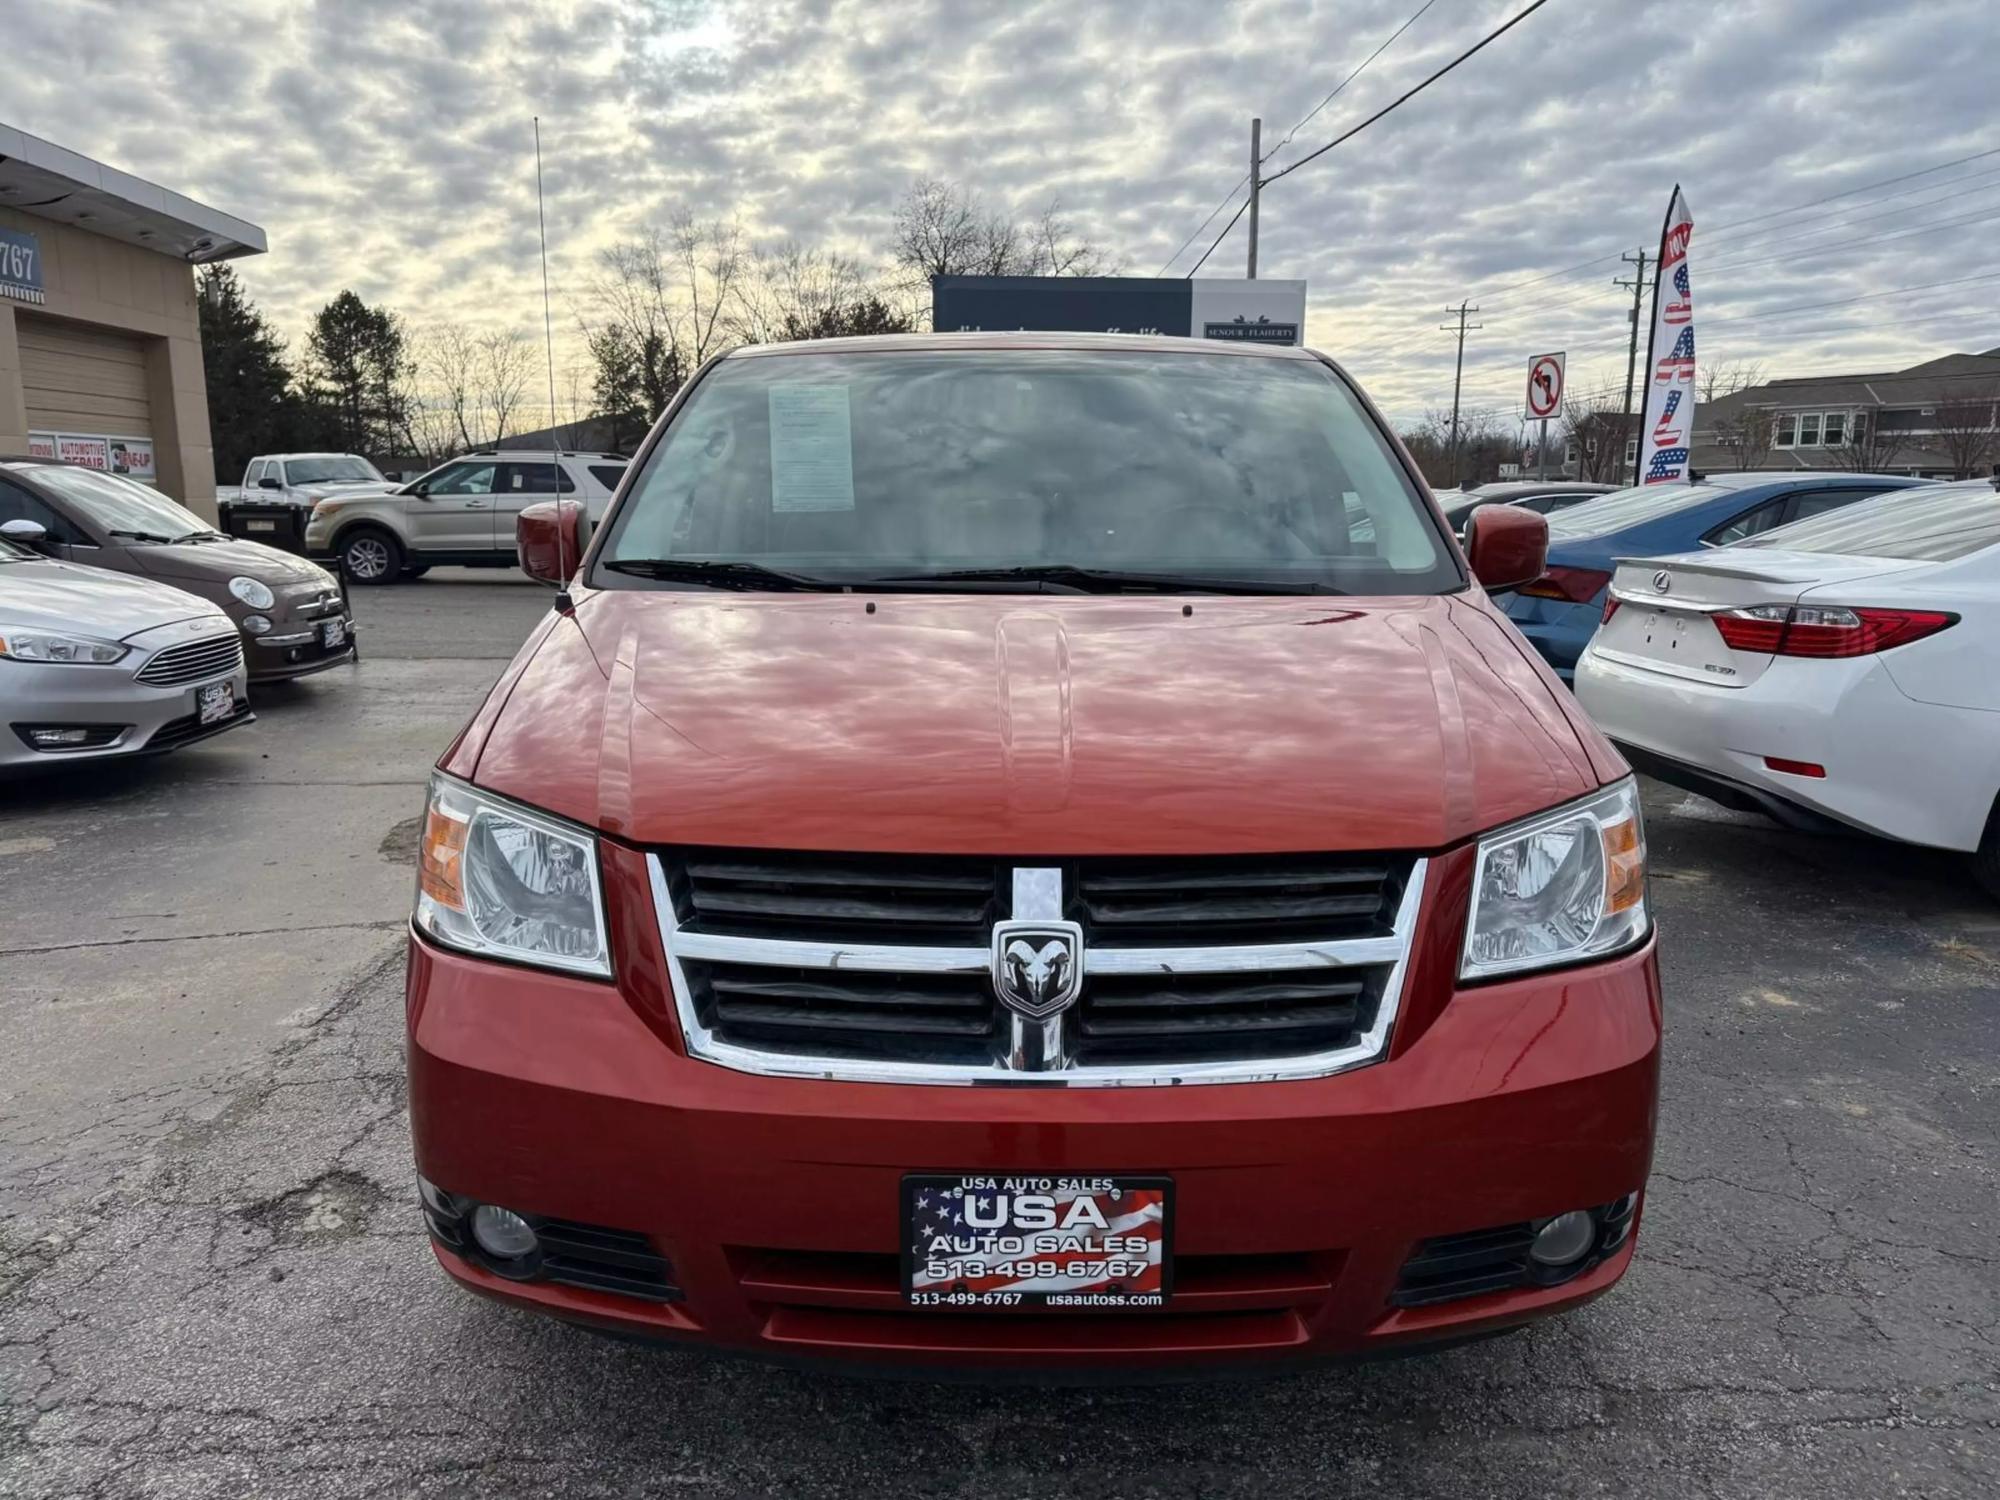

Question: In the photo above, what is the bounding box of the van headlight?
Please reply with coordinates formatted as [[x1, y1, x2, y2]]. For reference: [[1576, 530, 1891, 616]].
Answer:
[[1462, 778, 1648, 980], [413, 773, 610, 977]]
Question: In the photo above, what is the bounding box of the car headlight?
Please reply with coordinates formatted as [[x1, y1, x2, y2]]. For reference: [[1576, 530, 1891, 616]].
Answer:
[[228, 576, 276, 609], [0, 630, 129, 665], [413, 773, 610, 978], [1462, 777, 1648, 980]]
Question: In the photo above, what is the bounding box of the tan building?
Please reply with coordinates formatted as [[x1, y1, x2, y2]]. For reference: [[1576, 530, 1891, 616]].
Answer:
[[0, 123, 265, 521]]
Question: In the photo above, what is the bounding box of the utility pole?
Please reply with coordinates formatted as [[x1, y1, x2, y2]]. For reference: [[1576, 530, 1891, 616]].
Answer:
[[1615, 250, 1652, 485], [1246, 117, 1262, 279], [1441, 301, 1481, 486]]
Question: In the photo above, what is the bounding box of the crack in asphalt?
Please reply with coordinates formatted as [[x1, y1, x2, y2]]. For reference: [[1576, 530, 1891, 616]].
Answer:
[[0, 921, 405, 957]]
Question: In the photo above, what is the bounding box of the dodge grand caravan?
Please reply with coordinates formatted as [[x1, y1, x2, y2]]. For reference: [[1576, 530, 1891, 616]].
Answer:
[[407, 333, 1660, 1374]]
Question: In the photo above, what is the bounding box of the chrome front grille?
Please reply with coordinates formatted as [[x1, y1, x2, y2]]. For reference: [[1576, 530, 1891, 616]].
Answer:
[[134, 633, 244, 687], [651, 850, 1424, 1087]]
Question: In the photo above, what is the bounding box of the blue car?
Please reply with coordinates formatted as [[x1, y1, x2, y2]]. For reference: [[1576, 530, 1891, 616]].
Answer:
[[1502, 472, 1928, 680]]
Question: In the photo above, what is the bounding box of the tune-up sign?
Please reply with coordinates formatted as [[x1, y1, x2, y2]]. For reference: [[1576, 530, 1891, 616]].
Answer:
[[1525, 351, 1565, 419]]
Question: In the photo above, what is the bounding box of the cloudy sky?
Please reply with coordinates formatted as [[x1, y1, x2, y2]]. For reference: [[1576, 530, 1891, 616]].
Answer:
[[2, 0, 1994, 428]]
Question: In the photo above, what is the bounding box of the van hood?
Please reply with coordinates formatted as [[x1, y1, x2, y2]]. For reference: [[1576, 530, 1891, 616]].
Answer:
[[131, 538, 337, 588], [0, 556, 229, 638], [467, 590, 1612, 855]]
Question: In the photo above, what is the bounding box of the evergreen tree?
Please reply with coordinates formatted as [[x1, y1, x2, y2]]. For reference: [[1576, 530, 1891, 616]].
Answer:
[[304, 290, 410, 456], [196, 265, 302, 478]]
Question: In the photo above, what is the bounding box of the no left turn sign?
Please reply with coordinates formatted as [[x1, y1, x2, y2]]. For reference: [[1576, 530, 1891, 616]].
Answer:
[[1526, 352, 1565, 420]]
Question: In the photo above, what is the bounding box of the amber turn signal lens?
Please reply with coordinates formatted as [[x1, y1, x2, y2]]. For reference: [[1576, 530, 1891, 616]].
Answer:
[[1603, 814, 1644, 914], [419, 805, 469, 910]]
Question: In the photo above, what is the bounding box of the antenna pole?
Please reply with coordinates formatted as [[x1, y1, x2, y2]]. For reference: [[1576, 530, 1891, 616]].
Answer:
[[533, 117, 570, 602]]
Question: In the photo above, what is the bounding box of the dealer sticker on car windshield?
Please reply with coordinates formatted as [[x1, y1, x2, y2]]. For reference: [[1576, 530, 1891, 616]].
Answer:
[[902, 1174, 1171, 1311]]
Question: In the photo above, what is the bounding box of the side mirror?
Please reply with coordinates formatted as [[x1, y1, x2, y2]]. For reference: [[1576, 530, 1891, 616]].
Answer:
[[1, 518, 50, 550], [258, 476, 281, 491], [1464, 504, 1548, 593], [408, 481, 431, 499], [516, 498, 584, 586]]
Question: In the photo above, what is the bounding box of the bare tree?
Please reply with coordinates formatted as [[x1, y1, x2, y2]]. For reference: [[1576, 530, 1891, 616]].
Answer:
[[1712, 403, 1778, 471], [419, 323, 483, 451], [890, 177, 1116, 291], [671, 211, 751, 366], [1561, 388, 1628, 483], [1930, 380, 2000, 478], [1828, 412, 1906, 474], [477, 330, 534, 445], [1697, 360, 1766, 406]]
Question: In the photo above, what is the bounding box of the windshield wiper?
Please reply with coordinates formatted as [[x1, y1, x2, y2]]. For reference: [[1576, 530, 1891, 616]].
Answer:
[[873, 564, 1334, 595], [106, 528, 177, 543], [171, 531, 229, 544], [600, 558, 854, 591]]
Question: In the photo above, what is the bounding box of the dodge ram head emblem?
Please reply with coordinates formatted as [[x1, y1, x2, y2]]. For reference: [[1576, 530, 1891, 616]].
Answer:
[[990, 921, 1084, 1020]]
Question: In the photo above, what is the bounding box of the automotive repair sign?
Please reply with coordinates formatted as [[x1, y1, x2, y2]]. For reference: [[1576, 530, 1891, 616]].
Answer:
[[1638, 187, 1696, 485]]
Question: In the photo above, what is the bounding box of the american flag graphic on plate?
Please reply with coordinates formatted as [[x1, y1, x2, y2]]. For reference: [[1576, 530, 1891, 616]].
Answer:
[[902, 1175, 1171, 1310]]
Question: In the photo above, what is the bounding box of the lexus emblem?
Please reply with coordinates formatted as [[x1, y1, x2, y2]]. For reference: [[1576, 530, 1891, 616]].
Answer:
[[990, 920, 1084, 1021], [1651, 569, 1672, 594]]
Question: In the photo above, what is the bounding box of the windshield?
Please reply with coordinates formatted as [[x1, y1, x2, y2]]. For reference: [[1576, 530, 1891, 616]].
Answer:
[[1743, 481, 2000, 562], [596, 349, 1459, 594], [27, 465, 210, 541], [1546, 481, 1730, 540], [286, 456, 384, 485]]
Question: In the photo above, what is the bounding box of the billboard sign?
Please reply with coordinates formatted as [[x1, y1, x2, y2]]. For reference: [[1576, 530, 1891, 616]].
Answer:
[[933, 277, 1308, 346]]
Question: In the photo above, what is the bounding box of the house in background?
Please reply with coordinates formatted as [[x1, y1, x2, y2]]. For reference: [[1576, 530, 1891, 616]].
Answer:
[[1691, 347, 2000, 478]]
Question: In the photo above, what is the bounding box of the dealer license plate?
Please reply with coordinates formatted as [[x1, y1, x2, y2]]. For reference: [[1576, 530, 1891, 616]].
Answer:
[[321, 618, 347, 649], [902, 1174, 1171, 1311], [196, 681, 233, 725]]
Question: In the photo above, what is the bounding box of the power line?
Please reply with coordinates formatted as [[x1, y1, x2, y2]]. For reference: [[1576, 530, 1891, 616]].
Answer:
[[1260, 0, 1556, 187], [1350, 143, 2000, 345], [1185, 197, 1252, 276], [1158, 0, 1439, 275], [1262, 0, 1441, 170]]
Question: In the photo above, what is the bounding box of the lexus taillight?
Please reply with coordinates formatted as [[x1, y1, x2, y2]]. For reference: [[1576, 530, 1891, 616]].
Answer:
[[1712, 605, 1957, 658], [1602, 594, 1622, 624], [1517, 566, 1613, 604]]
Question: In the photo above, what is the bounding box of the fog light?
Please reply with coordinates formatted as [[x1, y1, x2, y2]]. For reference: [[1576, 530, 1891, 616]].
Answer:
[[470, 1204, 539, 1260], [243, 614, 272, 635], [1529, 1210, 1597, 1267], [27, 727, 92, 747]]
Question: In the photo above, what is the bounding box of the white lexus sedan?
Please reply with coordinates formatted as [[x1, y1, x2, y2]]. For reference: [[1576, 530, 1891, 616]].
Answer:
[[1575, 477, 2000, 896]]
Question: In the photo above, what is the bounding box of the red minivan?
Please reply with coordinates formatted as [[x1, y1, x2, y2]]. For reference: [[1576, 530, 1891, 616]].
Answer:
[[407, 333, 1660, 1374]]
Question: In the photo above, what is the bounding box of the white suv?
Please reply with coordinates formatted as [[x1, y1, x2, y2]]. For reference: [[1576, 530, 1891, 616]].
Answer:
[[303, 451, 628, 583]]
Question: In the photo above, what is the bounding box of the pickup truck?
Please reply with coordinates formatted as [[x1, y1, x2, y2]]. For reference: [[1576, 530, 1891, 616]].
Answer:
[[229, 453, 393, 510]]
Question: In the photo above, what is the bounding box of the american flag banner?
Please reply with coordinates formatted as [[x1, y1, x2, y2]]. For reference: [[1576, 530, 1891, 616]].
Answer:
[[1638, 187, 1696, 486], [904, 1175, 1170, 1309]]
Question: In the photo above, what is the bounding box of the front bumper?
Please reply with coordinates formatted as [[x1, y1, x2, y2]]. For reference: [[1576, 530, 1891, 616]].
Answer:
[[407, 845, 1662, 1374], [1, 661, 251, 771]]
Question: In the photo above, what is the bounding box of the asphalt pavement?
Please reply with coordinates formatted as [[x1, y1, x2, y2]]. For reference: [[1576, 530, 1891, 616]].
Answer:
[[2, 571, 1994, 1498]]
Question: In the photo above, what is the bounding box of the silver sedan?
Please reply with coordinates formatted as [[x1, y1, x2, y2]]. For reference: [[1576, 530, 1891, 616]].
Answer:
[[0, 529, 252, 774]]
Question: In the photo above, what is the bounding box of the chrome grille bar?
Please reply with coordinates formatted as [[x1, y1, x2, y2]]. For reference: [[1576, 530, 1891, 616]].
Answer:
[[649, 854, 1426, 1088]]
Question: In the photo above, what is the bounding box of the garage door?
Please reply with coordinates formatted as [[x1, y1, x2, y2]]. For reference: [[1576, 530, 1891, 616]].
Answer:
[[18, 316, 153, 438]]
